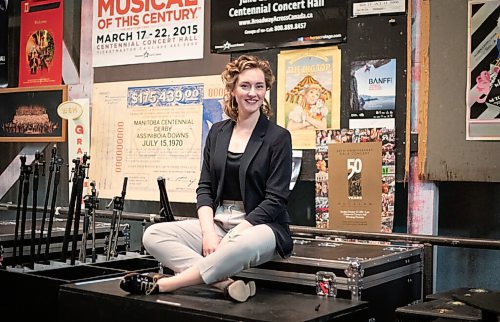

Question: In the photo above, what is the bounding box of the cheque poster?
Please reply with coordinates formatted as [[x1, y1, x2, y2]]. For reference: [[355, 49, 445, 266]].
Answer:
[[466, 0, 500, 140], [92, 0, 204, 67], [277, 46, 341, 149], [315, 128, 395, 233], [90, 75, 224, 202]]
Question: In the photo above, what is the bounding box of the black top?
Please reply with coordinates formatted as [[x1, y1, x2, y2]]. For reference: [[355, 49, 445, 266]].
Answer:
[[221, 151, 243, 201], [196, 112, 293, 258]]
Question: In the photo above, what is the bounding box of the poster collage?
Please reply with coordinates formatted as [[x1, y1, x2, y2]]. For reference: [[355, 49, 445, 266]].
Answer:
[[1, 0, 406, 234], [87, 2, 396, 231], [88, 44, 397, 234], [276, 48, 396, 232], [314, 128, 396, 233]]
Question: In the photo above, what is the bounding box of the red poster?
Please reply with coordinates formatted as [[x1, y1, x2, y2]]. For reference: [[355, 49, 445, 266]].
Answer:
[[0, 1, 8, 87], [18, 0, 63, 87]]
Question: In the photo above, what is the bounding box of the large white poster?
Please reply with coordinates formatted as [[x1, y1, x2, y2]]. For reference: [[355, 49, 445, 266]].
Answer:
[[466, 0, 500, 140], [92, 0, 204, 67], [90, 75, 224, 202]]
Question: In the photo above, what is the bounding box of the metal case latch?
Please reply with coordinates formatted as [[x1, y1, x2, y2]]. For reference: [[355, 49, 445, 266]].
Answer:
[[345, 261, 364, 301], [315, 271, 337, 297]]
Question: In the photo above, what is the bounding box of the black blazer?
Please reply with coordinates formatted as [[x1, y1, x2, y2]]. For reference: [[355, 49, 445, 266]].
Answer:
[[196, 112, 293, 258]]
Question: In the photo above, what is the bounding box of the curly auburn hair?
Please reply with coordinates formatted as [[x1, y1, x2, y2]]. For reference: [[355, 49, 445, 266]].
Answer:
[[221, 55, 275, 121]]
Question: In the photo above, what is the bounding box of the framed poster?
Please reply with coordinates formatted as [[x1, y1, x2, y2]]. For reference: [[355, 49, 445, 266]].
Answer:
[[0, 85, 67, 142]]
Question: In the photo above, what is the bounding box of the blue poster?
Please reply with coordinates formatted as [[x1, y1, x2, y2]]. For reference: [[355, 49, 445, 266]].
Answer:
[[350, 58, 396, 119]]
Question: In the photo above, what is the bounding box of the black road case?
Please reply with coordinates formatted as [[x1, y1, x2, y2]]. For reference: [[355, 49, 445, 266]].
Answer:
[[237, 238, 424, 321]]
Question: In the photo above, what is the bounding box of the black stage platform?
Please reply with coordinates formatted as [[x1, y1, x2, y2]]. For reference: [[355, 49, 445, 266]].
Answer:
[[396, 287, 500, 322], [59, 276, 370, 322]]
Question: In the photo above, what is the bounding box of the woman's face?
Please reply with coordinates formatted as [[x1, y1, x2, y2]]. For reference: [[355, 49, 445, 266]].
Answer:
[[305, 88, 320, 105], [232, 68, 266, 118]]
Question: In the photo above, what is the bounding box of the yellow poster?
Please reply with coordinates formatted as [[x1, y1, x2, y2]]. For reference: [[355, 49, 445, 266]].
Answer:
[[277, 46, 341, 149], [90, 75, 224, 202]]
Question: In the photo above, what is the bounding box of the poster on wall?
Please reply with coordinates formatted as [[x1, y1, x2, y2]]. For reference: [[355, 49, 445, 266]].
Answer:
[[277, 46, 341, 149], [315, 128, 395, 233], [0, 85, 67, 142], [328, 142, 382, 232], [18, 0, 63, 87], [0, 0, 7, 87], [211, 0, 347, 53], [349, 58, 396, 123], [466, 0, 500, 140], [352, 0, 406, 17], [92, 0, 204, 67], [90, 75, 224, 202], [58, 98, 91, 197]]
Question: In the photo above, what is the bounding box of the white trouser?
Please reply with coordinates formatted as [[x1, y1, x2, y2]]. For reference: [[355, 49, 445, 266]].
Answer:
[[142, 200, 278, 284]]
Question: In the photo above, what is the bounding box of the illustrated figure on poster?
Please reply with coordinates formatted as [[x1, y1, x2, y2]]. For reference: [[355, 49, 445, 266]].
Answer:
[[119, 55, 293, 303], [287, 83, 328, 130], [476, 16, 500, 106], [26, 29, 54, 75]]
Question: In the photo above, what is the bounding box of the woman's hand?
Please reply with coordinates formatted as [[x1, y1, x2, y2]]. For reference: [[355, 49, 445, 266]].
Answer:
[[202, 230, 221, 256], [198, 205, 219, 256]]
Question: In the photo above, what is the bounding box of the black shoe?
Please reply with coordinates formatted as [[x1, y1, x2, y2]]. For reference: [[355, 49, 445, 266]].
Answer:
[[119, 273, 164, 295]]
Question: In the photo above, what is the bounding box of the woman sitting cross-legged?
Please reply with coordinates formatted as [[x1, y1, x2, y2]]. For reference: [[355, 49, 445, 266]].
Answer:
[[119, 55, 293, 303]]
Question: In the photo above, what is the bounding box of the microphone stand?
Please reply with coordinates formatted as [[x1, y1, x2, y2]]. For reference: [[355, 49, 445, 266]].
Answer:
[[157, 176, 175, 222], [19, 163, 32, 264], [30, 151, 44, 267], [80, 180, 99, 263], [37, 145, 57, 261], [44, 157, 63, 262], [106, 177, 128, 261], [12, 155, 27, 267], [70, 153, 90, 265], [61, 158, 81, 263], [91, 184, 98, 263]]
